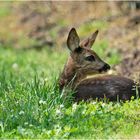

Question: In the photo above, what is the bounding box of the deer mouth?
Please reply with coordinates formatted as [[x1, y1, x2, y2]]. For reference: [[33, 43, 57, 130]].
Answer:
[[99, 64, 111, 73]]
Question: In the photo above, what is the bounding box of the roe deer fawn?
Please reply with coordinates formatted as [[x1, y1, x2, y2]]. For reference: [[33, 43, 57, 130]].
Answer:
[[59, 28, 140, 101]]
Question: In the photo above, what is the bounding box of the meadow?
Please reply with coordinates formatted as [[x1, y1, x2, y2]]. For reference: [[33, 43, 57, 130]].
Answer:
[[0, 2, 140, 139], [0, 44, 140, 139]]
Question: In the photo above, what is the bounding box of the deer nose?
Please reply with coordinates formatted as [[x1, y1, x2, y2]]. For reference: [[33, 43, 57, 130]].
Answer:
[[99, 63, 110, 73], [103, 63, 111, 71]]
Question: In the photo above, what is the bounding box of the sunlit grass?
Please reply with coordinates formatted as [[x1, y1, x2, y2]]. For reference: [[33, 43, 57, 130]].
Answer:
[[94, 40, 121, 65], [0, 2, 139, 139], [78, 20, 108, 37], [0, 46, 139, 138], [0, 3, 11, 17]]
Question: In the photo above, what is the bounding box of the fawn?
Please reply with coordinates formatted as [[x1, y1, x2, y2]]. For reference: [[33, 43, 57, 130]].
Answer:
[[59, 28, 140, 101]]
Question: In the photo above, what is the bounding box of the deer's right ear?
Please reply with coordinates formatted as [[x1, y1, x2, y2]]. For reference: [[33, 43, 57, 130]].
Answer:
[[67, 28, 80, 52], [80, 30, 99, 48]]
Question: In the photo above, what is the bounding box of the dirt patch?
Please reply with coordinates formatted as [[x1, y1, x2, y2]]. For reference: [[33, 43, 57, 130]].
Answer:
[[0, 2, 139, 79], [104, 11, 140, 81], [114, 49, 140, 82]]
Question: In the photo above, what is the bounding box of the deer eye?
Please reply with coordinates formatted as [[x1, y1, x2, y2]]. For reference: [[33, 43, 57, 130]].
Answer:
[[85, 55, 95, 62]]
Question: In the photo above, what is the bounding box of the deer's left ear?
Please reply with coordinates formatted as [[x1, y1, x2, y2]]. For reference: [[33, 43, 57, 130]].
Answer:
[[67, 28, 80, 52], [81, 30, 99, 48]]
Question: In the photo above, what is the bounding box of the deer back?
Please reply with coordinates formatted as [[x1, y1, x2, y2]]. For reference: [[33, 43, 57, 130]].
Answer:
[[75, 75, 139, 101]]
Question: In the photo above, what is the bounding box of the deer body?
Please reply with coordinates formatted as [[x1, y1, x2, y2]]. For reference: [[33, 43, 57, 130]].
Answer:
[[76, 75, 137, 101], [59, 28, 140, 101]]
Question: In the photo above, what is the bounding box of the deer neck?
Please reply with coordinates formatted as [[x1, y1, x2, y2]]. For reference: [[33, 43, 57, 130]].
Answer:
[[59, 56, 85, 90]]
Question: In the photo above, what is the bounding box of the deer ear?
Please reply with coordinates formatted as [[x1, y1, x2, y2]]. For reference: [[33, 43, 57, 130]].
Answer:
[[81, 30, 99, 48], [67, 28, 80, 52]]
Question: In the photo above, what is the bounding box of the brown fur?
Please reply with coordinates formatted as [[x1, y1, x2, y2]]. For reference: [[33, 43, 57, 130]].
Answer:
[[76, 75, 139, 101]]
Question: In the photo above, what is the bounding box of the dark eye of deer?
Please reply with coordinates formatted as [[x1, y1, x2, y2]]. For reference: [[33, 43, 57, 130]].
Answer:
[[85, 55, 95, 62]]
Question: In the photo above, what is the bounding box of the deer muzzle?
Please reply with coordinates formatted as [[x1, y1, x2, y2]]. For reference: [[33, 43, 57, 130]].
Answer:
[[99, 63, 110, 73]]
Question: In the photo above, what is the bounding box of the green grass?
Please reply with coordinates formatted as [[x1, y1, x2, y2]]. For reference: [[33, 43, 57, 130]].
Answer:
[[0, 46, 139, 139], [0, 3, 11, 18], [93, 40, 121, 65], [0, 2, 139, 139], [78, 20, 108, 37]]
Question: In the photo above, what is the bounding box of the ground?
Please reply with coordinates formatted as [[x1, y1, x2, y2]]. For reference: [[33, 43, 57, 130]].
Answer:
[[0, 2, 140, 139]]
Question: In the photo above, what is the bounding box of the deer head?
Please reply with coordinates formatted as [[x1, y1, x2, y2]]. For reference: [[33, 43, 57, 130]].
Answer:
[[59, 28, 110, 89], [67, 28, 110, 74]]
